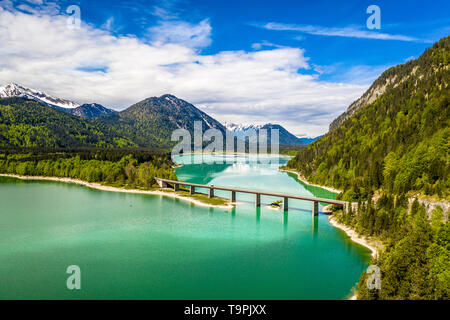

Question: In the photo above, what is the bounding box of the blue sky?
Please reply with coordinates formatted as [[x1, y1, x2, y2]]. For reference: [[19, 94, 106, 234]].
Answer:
[[0, 0, 448, 136]]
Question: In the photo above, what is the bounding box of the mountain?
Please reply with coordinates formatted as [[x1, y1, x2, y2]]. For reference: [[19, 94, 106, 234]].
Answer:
[[0, 93, 230, 148], [286, 36, 449, 199], [97, 94, 227, 147], [0, 97, 135, 148], [225, 122, 316, 145], [0, 83, 116, 119], [0, 83, 79, 109], [71, 103, 116, 118], [290, 36, 450, 301], [298, 136, 321, 144]]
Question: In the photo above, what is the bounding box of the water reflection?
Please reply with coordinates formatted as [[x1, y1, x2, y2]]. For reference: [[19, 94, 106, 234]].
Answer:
[[312, 216, 319, 239], [284, 171, 338, 202], [255, 207, 261, 225], [230, 207, 236, 220], [283, 212, 288, 233], [175, 163, 233, 185]]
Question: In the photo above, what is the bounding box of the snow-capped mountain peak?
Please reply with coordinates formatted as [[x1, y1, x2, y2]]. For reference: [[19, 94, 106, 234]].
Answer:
[[224, 122, 264, 135], [0, 83, 80, 109], [224, 122, 318, 145]]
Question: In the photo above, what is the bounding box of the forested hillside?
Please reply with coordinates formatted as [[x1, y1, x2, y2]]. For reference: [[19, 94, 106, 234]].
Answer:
[[0, 149, 177, 188], [0, 94, 228, 149], [286, 36, 449, 300], [287, 36, 449, 201], [96, 94, 227, 148], [0, 98, 135, 148]]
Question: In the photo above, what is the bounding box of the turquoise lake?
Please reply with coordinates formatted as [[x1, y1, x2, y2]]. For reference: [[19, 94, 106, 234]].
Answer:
[[0, 154, 371, 299]]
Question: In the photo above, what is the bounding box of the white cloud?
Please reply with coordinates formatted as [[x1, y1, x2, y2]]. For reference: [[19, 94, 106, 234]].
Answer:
[[102, 17, 115, 32], [251, 40, 285, 50], [24, 0, 43, 4], [0, 8, 368, 137], [147, 19, 212, 49], [257, 22, 428, 42], [314, 63, 390, 85], [14, 0, 59, 15]]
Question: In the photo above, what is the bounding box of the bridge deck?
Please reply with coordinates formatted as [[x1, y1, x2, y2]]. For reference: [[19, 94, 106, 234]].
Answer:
[[156, 178, 346, 206]]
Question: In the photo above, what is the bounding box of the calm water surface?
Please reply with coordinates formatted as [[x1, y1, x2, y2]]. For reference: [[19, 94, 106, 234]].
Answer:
[[0, 154, 370, 299]]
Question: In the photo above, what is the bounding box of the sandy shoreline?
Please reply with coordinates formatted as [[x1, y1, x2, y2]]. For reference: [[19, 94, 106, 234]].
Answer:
[[327, 216, 383, 301], [278, 172, 379, 254], [279, 168, 342, 194], [0, 174, 233, 210], [327, 215, 380, 259], [280, 168, 382, 300], [280, 166, 383, 260]]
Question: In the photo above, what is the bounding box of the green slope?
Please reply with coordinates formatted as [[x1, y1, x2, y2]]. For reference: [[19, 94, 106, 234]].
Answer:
[[287, 36, 450, 200], [0, 97, 135, 148], [0, 94, 227, 149], [96, 94, 227, 148]]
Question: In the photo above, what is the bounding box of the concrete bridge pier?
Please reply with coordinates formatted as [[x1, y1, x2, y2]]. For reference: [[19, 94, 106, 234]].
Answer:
[[313, 201, 319, 217], [230, 191, 236, 203], [255, 194, 261, 207], [155, 178, 347, 213], [283, 197, 288, 212], [158, 180, 168, 188]]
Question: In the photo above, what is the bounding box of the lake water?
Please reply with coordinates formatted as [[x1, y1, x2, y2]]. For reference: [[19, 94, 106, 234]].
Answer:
[[0, 154, 371, 299]]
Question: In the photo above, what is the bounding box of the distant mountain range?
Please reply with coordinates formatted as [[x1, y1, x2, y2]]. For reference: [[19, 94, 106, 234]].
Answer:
[[0, 83, 115, 119], [0, 83, 317, 148], [225, 122, 319, 145], [0, 83, 79, 109], [0, 92, 227, 148], [71, 103, 116, 118]]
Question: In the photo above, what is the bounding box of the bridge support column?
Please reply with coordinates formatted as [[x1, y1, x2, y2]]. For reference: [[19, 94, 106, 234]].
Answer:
[[255, 194, 261, 207], [190, 186, 195, 195], [209, 188, 214, 198], [283, 197, 288, 211], [158, 180, 168, 188], [231, 191, 236, 203], [173, 183, 179, 191], [313, 201, 319, 217]]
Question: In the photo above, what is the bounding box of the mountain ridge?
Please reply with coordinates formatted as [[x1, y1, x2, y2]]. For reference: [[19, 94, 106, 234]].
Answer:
[[0, 83, 116, 119], [72, 103, 116, 118], [225, 122, 318, 145], [0, 93, 230, 148], [0, 83, 79, 109], [330, 37, 449, 132], [287, 35, 449, 199]]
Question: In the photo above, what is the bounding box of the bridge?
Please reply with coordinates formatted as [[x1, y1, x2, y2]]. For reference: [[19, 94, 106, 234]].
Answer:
[[156, 178, 348, 216]]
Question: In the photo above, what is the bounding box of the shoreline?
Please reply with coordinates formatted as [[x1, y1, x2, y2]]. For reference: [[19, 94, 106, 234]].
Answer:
[[2, 167, 378, 301], [327, 216, 383, 301], [173, 152, 293, 157], [0, 174, 233, 210], [279, 168, 342, 194], [327, 215, 380, 259], [279, 167, 380, 301]]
